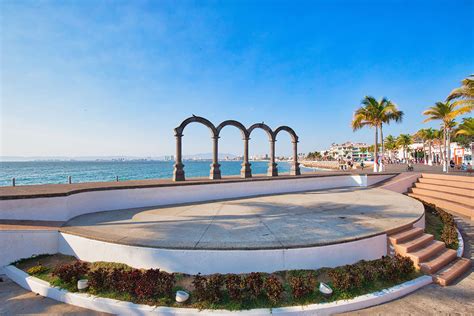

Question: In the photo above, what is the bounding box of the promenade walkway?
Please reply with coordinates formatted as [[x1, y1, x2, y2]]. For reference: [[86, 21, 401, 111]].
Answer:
[[0, 168, 472, 315]]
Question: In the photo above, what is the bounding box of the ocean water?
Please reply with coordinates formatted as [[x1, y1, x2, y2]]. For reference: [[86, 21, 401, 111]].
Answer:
[[0, 160, 305, 186]]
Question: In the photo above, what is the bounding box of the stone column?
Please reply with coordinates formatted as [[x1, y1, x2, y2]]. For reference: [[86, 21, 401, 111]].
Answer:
[[241, 137, 252, 178], [210, 136, 222, 179], [267, 139, 278, 176], [173, 132, 185, 181], [290, 140, 301, 176]]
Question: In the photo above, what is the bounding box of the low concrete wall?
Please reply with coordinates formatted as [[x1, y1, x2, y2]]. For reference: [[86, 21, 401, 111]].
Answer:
[[0, 230, 59, 270], [0, 174, 394, 221], [59, 232, 387, 274]]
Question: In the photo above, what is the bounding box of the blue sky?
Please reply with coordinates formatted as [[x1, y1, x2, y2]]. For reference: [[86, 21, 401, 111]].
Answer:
[[1, 0, 473, 158]]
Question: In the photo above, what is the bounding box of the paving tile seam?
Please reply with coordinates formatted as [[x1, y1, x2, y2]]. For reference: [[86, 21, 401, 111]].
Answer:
[[193, 203, 225, 249], [257, 216, 286, 248]]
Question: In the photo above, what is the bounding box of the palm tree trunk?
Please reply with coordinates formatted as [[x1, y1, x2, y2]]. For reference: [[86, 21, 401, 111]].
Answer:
[[428, 141, 433, 166], [380, 124, 384, 172], [443, 126, 447, 172], [447, 129, 451, 174], [374, 127, 378, 172]]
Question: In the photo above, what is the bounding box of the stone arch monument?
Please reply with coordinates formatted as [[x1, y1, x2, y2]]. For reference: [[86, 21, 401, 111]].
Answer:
[[173, 116, 301, 181]]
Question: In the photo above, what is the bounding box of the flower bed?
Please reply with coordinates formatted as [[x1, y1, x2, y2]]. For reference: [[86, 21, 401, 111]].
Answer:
[[424, 202, 459, 250], [14, 253, 421, 310]]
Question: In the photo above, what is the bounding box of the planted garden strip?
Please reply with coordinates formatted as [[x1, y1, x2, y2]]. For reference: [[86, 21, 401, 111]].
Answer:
[[11, 254, 422, 311], [4, 264, 433, 315], [423, 202, 460, 250]]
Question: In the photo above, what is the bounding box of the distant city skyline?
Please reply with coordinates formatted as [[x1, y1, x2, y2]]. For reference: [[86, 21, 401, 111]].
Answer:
[[1, 0, 473, 158]]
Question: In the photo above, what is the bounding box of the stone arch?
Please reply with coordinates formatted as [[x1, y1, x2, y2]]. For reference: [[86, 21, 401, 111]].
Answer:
[[274, 126, 301, 176], [217, 120, 251, 178], [173, 115, 219, 181], [247, 123, 274, 141], [174, 115, 217, 137], [216, 120, 249, 139], [247, 123, 277, 176], [274, 126, 298, 143]]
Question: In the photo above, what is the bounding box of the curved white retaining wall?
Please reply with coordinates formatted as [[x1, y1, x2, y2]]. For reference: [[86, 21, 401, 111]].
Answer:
[[59, 232, 388, 274], [0, 174, 394, 221], [4, 265, 433, 316], [0, 230, 59, 272]]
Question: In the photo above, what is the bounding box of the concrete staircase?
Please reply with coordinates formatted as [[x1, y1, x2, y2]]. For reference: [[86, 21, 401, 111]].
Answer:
[[389, 226, 471, 286], [407, 173, 474, 220]]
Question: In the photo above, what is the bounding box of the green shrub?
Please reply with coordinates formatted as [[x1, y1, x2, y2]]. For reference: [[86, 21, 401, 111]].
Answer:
[[288, 273, 315, 299], [206, 274, 224, 303], [225, 274, 245, 301], [441, 225, 458, 248], [52, 261, 89, 284], [328, 267, 352, 291], [192, 273, 207, 302], [245, 272, 263, 299], [88, 267, 109, 292], [192, 273, 224, 304], [263, 275, 284, 304], [27, 265, 49, 275]]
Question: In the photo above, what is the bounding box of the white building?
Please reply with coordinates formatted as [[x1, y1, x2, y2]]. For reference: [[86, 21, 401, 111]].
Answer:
[[395, 142, 472, 164], [328, 142, 372, 162]]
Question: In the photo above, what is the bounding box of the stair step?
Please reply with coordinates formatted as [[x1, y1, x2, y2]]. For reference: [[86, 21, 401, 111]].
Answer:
[[418, 177, 473, 190], [433, 258, 472, 286], [414, 182, 473, 196], [419, 248, 457, 274], [410, 188, 473, 206], [421, 173, 474, 183], [389, 227, 424, 245], [408, 193, 474, 219], [406, 240, 446, 266], [394, 234, 434, 255]]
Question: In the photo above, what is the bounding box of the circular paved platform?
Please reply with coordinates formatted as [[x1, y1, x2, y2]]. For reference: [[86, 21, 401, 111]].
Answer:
[[61, 187, 424, 250]]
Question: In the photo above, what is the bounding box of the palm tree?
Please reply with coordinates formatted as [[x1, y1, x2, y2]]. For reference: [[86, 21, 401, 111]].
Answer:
[[396, 134, 412, 162], [455, 117, 474, 136], [380, 103, 404, 171], [352, 96, 403, 172], [447, 75, 474, 109], [384, 135, 397, 161], [433, 129, 444, 164], [424, 128, 436, 165], [423, 101, 472, 172], [414, 129, 429, 164], [454, 118, 474, 160]]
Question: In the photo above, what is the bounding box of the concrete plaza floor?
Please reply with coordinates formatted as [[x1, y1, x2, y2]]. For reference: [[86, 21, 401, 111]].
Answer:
[[61, 187, 423, 250]]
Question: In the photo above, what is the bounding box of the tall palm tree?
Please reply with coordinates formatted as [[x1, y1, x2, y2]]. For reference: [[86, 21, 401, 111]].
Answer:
[[455, 117, 474, 136], [380, 103, 404, 171], [455, 118, 474, 162], [447, 75, 474, 109], [396, 134, 413, 162], [423, 101, 471, 172], [414, 129, 429, 164], [352, 96, 403, 172], [424, 128, 436, 165], [433, 129, 444, 164], [384, 135, 397, 161]]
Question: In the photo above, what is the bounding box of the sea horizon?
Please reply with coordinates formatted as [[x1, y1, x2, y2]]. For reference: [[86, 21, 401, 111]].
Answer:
[[0, 160, 313, 187]]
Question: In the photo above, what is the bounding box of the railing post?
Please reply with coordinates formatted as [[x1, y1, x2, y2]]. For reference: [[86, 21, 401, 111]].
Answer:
[[12, 177, 15, 187], [68, 176, 72, 184]]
